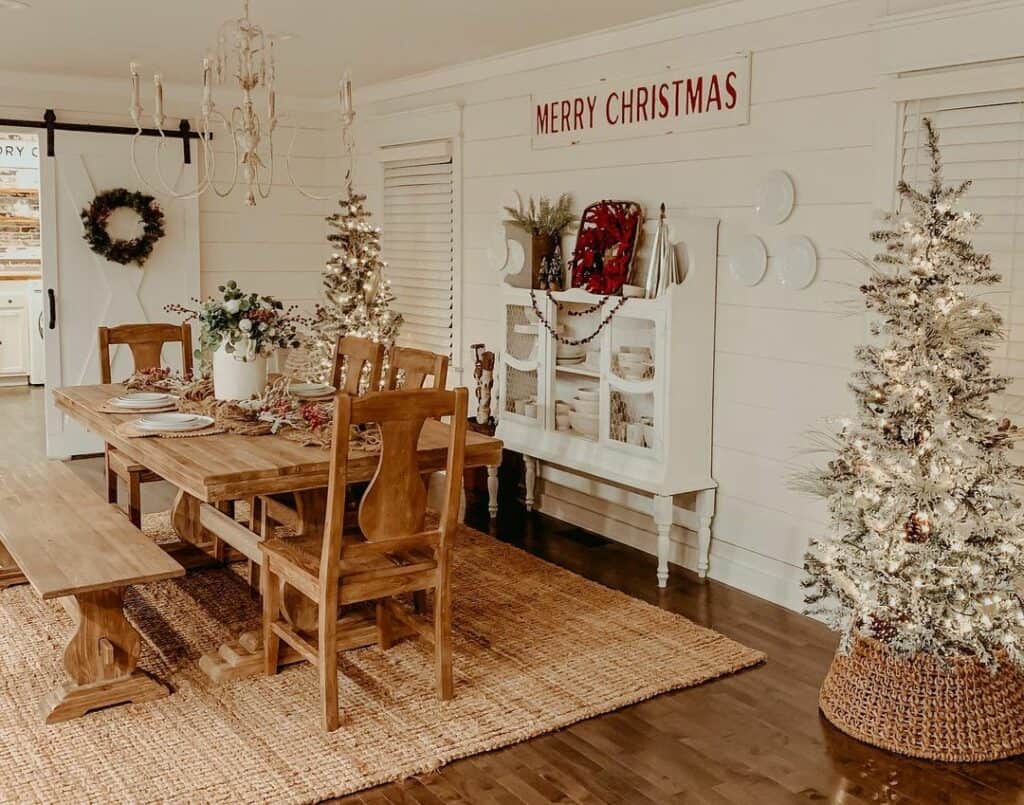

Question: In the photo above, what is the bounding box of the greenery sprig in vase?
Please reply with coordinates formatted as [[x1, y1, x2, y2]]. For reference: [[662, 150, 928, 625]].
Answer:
[[166, 281, 305, 366], [503, 193, 576, 290]]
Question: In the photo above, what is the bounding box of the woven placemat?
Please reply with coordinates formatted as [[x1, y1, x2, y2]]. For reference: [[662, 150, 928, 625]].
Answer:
[[98, 399, 178, 415], [116, 420, 227, 439]]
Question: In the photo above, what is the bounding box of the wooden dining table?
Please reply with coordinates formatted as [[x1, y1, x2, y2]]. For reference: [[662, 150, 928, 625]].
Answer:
[[52, 383, 504, 681]]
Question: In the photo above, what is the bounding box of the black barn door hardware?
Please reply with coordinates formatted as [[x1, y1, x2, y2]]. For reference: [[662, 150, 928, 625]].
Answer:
[[0, 109, 210, 163]]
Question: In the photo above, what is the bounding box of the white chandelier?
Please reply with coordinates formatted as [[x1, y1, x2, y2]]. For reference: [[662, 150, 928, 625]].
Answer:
[[128, 0, 353, 206]]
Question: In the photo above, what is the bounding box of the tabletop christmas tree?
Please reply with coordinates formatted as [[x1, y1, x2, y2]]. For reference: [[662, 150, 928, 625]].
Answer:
[[299, 187, 402, 383], [801, 118, 1024, 671]]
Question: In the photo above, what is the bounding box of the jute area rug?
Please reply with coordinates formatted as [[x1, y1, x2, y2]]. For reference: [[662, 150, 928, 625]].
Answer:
[[0, 513, 764, 804]]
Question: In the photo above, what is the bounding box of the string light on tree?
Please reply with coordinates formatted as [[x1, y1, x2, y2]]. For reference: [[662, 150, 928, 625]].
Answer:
[[299, 188, 402, 383], [799, 118, 1024, 670]]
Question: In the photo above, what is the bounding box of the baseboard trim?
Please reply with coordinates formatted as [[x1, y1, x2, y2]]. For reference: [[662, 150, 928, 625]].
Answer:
[[535, 479, 803, 612]]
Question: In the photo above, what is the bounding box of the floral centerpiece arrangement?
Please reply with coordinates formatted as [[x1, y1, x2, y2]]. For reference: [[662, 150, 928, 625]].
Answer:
[[167, 281, 305, 400]]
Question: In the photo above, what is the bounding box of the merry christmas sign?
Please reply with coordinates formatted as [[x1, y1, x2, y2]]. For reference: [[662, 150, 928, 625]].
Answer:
[[531, 53, 750, 149]]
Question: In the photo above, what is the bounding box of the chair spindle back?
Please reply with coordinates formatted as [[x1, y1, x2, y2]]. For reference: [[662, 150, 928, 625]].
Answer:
[[384, 346, 449, 391], [331, 335, 385, 395]]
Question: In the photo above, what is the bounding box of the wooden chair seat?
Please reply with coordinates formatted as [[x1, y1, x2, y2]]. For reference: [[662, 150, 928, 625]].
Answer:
[[0, 462, 185, 723], [262, 533, 436, 581]]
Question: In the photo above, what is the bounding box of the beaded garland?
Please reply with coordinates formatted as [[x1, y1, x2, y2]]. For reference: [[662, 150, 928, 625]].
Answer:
[[529, 288, 628, 346]]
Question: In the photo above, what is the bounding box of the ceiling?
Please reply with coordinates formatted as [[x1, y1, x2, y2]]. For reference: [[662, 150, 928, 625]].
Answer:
[[0, 0, 714, 96]]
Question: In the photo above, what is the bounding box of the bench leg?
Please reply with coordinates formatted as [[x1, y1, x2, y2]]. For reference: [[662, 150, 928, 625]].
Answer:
[[127, 471, 143, 529], [39, 587, 169, 724], [0, 540, 26, 588], [104, 446, 118, 505]]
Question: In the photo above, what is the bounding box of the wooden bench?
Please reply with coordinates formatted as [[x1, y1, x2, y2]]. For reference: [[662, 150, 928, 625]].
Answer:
[[0, 462, 185, 723]]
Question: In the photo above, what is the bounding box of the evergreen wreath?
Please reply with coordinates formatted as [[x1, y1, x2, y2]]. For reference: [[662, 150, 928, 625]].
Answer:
[[81, 188, 165, 267]]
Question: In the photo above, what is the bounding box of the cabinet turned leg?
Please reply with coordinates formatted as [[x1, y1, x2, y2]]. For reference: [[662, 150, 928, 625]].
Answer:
[[524, 457, 537, 512], [696, 488, 716, 580], [486, 465, 499, 518], [653, 494, 674, 588], [40, 587, 169, 724]]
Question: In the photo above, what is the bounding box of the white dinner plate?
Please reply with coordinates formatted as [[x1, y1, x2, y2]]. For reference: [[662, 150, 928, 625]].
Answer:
[[777, 235, 817, 289], [112, 392, 174, 409], [290, 382, 336, 398], [136, 413, 214, 433], [728, 235, 768, 287], [754, 170, 795, 225]]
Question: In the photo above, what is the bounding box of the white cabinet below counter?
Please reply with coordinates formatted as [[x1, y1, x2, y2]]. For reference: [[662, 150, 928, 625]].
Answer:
[[0, 282, 29, 385]]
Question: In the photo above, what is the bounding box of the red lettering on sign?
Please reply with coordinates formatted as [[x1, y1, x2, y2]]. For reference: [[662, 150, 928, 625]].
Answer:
[[725, 70, 738, 110], [685, 77, 703, 114], [672, 79, 685, 117], [536, 103, 550, 135], [573, 97, 585, 130], [606, 91, 619, 125], [621, 88, 634, 125], [636, 86, 649, 122], [706, 74, 722, 112], [657, 83, 670, 118], [536, 61, 745, 140]]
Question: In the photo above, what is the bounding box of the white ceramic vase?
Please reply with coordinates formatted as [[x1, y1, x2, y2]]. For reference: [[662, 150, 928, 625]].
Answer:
[[213, 339, 268, 401]]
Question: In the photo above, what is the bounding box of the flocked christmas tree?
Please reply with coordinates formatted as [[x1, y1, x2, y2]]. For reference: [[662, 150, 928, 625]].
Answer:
[[300, 187, 402, 383], [801, 118, 1024, 669]]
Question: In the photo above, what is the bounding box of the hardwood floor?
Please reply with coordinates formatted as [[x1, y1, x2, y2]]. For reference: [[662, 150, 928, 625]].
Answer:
[[4, 386, 1024, 804]]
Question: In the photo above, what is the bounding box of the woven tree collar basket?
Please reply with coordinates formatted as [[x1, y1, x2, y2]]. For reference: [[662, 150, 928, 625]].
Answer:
[[819, 634, 1024, 762]]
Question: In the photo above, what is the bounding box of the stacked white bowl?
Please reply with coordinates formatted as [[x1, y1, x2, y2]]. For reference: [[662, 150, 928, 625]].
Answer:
[[569, 387, 599, 438], [617, 346, 653, 380]]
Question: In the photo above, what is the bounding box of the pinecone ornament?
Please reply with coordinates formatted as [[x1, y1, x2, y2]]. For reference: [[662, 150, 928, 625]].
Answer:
[[904, 511, 931, 544]]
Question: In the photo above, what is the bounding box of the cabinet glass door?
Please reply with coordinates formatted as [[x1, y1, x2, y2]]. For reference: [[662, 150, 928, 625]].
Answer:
[[502, 299, 543, 424]]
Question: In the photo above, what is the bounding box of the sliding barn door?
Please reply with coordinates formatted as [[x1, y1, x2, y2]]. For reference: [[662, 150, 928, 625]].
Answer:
[[40, 132, 199, 457]]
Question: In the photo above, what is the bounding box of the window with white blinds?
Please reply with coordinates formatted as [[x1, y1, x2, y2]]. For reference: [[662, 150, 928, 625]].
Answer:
[[901, 91, 1024, 435], [380, 140, 456, 360]]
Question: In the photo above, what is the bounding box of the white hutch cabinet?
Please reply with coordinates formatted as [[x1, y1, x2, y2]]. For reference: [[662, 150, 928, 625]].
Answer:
[[496, 217, 719, 586]]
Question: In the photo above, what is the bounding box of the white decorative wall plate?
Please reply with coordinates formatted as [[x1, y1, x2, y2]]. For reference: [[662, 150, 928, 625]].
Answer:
[[778, 235, 817, 289], [754, 170, 795, 225], [728, 235, 768, 287]]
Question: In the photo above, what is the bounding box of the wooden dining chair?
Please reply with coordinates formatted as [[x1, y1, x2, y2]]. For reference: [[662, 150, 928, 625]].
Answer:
[[384, 345, 451, 615], [98, 322, 193, 527], [332, 335, 385, 395], [259, 386, 469, 732], [258, 335, 387, 541], [383, 345, 449, 391]]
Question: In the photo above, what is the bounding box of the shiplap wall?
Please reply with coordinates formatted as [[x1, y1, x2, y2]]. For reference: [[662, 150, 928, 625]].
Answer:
[[0, 73, 338, 318], [354, 0, 881, 609]]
